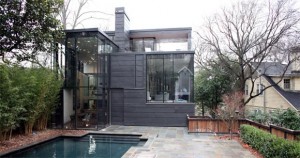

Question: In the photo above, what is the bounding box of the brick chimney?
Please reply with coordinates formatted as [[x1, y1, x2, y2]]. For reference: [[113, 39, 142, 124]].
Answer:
[[114, 7, 130, 52]]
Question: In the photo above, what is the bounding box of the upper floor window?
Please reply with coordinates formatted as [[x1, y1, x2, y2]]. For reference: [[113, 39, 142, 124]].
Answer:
[[245, 84, 248, 95], [131, 38, 155, 52], [256, 84, 264, 95], [283, 79, 290, 90]]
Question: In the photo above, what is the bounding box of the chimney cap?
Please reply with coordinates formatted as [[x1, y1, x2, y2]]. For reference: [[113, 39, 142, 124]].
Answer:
[[115, 7, 125, 13], [115, 7, 130, 21]]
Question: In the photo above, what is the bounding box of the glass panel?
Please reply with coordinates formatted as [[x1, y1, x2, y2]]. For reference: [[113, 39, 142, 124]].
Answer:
[[174, 54, 193, 103], [63, 31, 114, 129], [146, 54, 194, 103], [132, 39, 143, 52], [156, 38, 188, 51], [147, 55, 164, 102], [164, 54, 174, 102], [98, 39, 104, 54], [65, 38, 76, 88], [105, 43, 113, 53], [144, 38, 154, 52]]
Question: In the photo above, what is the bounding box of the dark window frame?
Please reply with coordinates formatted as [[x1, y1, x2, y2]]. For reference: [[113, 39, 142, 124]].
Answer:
[[283, 79, 291, 89], [146, 53, 194, 103]]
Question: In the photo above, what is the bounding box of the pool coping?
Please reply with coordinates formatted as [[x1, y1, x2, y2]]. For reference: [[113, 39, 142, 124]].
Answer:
[[0, 131, 148, 157]]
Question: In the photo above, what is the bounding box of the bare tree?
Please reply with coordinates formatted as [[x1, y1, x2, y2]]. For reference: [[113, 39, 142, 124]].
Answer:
[[216, 91, 244, 139], [196, 0, 300, 105], [59, 0, 113, 29]]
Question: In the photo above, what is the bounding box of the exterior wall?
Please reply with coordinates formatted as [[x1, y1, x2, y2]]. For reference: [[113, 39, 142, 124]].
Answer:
[[114, 7, 130, 51], [293, 77, 300, 90], [63, 89, 74, 124], [291, 49, 300, 72], [266, 76, 300, 91], [110, 89, 124, 125], [110, 53, 195, 126], [245, 76, 296, 112]]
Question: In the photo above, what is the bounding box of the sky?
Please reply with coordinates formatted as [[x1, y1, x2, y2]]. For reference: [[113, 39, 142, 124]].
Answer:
[[69, 0, 300, 39], [75, 0, 236, 31]]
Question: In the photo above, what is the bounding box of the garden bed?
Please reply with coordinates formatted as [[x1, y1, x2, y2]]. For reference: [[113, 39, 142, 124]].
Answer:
[[0, 129, 87, 154]]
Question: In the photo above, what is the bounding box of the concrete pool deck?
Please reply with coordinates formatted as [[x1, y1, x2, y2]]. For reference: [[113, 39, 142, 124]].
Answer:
[[96, 125, 256, 158]]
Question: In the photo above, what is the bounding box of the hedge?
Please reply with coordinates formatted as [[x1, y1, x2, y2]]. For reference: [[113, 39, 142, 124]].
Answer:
[[240, 124, 300, 158]]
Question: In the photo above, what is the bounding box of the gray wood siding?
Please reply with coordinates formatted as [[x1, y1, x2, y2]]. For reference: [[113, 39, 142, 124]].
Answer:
[[110, 53, 195, 126], [110, 89, 124, 125]]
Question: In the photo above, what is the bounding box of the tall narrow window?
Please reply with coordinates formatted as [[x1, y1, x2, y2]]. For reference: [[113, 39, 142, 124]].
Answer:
[[256, 84, 264, 95], [283, 79, 290, 89], [245, 84, 248, 95]]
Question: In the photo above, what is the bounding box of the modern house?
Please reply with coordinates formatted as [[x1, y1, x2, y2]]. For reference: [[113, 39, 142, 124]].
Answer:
[[52, 7, 195, 129], [244, 48, 300, 113]]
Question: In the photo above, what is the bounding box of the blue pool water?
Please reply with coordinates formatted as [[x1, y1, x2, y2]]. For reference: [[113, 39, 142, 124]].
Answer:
[[3, 134, 146, 158]]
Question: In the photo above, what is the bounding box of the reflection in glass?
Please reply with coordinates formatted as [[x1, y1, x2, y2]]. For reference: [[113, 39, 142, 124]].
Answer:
[[131, 38, 155, 52], [147, 54, 194, 103], [64, 30, 116, 129]]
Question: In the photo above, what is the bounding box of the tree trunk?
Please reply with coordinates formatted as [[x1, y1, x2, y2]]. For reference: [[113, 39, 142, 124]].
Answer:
[[9, 127, 12, 140], [0, 131, 6, 141], [24, 123, 34, 135]]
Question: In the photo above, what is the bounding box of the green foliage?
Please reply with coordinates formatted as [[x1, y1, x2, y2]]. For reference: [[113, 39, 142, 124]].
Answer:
[[0, 65, 26, 140], [240, 125, 300, 158], [195, 60, 236, 113], [277, 109, 300, 130], [0, 0, 63, 63], [246, 109, 300, 130], [246, 110, 271, 125], [0, 64, 62, 138]]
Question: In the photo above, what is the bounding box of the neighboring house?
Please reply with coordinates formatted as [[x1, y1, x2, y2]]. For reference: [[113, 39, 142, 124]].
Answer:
[[245, 48, 300, 113], [52, 7, 195, 129]]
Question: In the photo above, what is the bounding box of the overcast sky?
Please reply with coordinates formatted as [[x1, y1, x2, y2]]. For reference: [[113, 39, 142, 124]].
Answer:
[[77, 0, 236, 30], [72, 0, 300, 34]]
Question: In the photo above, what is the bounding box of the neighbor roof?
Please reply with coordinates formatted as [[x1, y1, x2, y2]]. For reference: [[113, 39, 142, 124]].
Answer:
[[264, 75, 300, 110], [252, 62, 292, 76]]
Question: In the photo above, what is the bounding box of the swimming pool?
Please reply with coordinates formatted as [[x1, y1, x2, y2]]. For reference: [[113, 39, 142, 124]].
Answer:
[[2, 134, 146, 158]]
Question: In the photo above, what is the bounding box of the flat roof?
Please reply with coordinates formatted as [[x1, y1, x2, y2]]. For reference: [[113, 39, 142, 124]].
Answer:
[[105, 27, 192, 39], [65, 28, 118, 47]]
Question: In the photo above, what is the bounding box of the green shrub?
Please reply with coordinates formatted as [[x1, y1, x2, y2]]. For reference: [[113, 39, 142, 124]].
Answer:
[[240, 125, 300, 158]]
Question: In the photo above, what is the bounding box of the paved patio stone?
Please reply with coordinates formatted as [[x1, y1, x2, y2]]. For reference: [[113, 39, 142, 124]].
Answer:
[[96, 126, 255, 158]]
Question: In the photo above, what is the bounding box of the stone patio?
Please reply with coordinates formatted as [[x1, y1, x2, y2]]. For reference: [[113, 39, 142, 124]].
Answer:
[[96, 125, 255, 158]]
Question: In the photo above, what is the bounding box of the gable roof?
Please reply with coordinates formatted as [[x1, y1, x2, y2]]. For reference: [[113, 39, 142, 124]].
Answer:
[[178, 66, 193, 75], [252, 62, 292, 76], [263, 75, 300, 110]]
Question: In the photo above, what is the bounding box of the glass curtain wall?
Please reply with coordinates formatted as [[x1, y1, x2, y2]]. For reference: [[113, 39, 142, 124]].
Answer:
[[131, 38, 155, 52], [147, 53, 194, 103], [64, 31, 117, 129]]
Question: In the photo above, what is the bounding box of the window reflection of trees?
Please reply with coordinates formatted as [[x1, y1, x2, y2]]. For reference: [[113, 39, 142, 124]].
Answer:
[[147, 54, 194, 103]]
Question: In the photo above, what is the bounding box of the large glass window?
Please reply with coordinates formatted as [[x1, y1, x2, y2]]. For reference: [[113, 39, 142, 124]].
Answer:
[[63, 30, 117, 129], [131, 38, 155, 52], [147, 54, 194, 103]]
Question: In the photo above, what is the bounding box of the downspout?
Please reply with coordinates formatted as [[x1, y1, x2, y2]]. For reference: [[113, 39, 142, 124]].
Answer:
[[263, 86, 266, 114]]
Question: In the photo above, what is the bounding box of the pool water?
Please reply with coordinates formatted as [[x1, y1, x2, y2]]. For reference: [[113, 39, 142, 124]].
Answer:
[[4, 134, 145, 158]]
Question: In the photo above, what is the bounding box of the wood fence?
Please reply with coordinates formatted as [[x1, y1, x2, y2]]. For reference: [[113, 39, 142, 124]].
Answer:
[[187, 115, 300, 141]]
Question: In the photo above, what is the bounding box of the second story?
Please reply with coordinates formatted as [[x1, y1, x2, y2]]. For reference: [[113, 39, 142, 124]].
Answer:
[[244, 48, 300, 111], [105, 7, 192, 52], [256, 62, 300, 92]]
